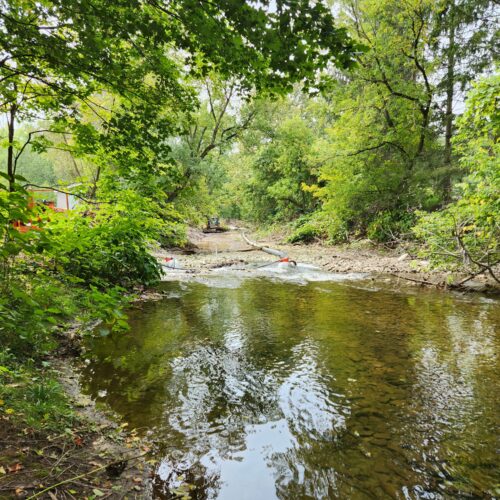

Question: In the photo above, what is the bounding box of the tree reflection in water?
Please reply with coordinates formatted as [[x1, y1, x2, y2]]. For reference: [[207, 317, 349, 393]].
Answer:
[[81, 278, 499, 499]]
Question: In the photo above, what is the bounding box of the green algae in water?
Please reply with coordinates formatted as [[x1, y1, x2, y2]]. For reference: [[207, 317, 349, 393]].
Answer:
[[80, 278, 500, 499]]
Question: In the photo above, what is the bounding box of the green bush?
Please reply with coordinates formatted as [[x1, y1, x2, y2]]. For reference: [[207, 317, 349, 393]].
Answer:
[[287, 215, 324, 244], [366, 211, 415, 243], [0, 277, 73, 358], [0, 186, 161, 360], [47, 190, 163, 287], [287, 223, 319, 243], [413, 74, 499, 276]]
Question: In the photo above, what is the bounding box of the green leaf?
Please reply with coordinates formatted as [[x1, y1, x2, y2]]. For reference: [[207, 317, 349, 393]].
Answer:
[[98, 328, 110, 337]]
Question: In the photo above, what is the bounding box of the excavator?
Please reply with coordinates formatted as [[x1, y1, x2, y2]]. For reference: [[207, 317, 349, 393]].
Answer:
[[203, 216, 226, 233]]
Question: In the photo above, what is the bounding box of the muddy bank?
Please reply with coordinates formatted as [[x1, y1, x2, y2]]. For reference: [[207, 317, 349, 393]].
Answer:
[[0, 358, 152, 499], [155, 228, 498, 292]]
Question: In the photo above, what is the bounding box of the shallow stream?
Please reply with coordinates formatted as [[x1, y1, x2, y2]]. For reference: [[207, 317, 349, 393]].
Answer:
[[81, 274, 499, 499]]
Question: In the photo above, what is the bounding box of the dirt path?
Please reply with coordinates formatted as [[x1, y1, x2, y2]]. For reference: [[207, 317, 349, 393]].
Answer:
[[157, 227, 428, 275], [190, 230, 253, 253], [154, 228, 497, 292]]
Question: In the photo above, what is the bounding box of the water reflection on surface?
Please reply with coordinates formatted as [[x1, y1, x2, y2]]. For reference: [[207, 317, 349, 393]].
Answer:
[[81, 278, 500, 499]]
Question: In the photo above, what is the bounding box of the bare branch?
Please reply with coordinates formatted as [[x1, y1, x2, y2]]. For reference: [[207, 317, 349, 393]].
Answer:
[[13, 129, 53, 169], [454, 224, 500, 283], [22, 183, 109, 205]]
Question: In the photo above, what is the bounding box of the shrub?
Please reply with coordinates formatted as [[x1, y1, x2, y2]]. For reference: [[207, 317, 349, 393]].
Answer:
[[287, 215, 325, 244], [47, 190, 163, 287], [366, 211, 415, 243], [413, 74, 499, 278]]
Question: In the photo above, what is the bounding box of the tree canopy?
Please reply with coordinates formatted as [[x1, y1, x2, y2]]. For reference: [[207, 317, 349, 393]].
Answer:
[[0, 0, 498, 361]]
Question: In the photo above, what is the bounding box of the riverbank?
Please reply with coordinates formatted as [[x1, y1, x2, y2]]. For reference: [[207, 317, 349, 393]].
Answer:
[[0, 337, 152, 499], [1, 227, 495, 499], [158, 228, 499, 293]]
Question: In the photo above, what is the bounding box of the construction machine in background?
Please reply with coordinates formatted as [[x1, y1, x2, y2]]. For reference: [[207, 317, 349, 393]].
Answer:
[[203, 216, 227, 233]]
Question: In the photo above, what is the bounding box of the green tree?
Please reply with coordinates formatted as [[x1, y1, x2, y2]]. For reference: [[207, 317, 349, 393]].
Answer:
[[219, 92, 324, 224], [311, 0, 441, 242], [1, 0, 359, 188], [414, 73, 499, 282], [165, 76, 255, 216], [0, 125, 56, 186], [430, 0, 498, 178], [247, 115, 318, 222]]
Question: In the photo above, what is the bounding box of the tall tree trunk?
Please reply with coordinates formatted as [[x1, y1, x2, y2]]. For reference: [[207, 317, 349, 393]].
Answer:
[[417, 104, 430, 157], [87, 165, 101, 199], [443, 4, 456, 201], [444, 21, 455, 166], [7, 103, 16, 192]]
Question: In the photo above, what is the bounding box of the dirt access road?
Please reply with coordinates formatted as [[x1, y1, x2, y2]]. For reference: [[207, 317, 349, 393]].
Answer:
[[154, 228, 494, 290]]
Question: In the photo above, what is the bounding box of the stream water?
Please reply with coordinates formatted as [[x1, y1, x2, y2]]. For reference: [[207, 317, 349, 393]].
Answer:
[[80, 274, 499, 499]]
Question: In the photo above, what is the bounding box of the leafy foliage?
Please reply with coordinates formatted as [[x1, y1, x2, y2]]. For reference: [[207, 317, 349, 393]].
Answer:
[[414, 74, 499, 280], [0, 350, 75, 430], [1, 0, 361, 371], [218, 96, 322, 223], [310, 0, 442, 242], [287, 214, 326, 244], [47, 192, 164, 288], [222, 0, 496, 257]]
